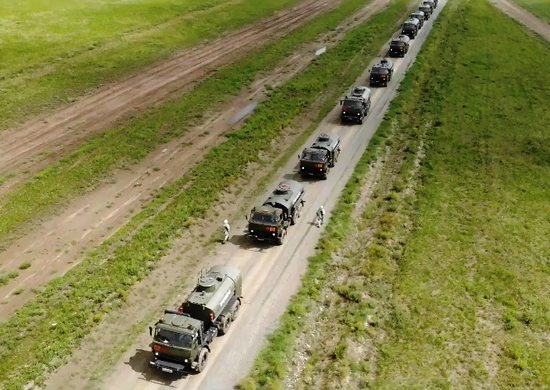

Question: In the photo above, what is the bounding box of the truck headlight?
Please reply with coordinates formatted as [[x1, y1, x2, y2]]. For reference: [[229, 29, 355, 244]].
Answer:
[[272, 233, 276, 236], [250, 229, 254, 233], [185, 359, 188, 363]]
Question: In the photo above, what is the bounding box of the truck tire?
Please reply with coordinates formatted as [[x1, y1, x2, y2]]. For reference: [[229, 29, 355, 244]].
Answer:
[[276, 230, 286, 246], [218, 316, 231, 336], [230, 300, 241, 322], [195, 348, 209, 373]]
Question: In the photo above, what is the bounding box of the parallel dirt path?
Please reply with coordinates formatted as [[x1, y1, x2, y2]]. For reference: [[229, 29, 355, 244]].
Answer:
[[0, 0, 338, 190], [0, 0, 387, 320], [490, 0, 550, 41]]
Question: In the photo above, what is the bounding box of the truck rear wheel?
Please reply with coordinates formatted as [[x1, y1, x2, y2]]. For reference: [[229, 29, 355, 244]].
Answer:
[[218, 316, 231, 335], [276, 230, 286, 246], [230, 300, 241, 321], [195, 348, 209, 373]]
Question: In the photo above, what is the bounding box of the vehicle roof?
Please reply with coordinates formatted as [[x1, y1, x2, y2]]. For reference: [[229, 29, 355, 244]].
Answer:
[[411, 10, 425, 14], [404, 18, 420, 24], [262, 180, 305, 211], [310, 133, 340, 151], [374, 58, 394, 68], [158, 311, 203, 334], [392, 35, 410, 43], [344, 85, 371, 101]]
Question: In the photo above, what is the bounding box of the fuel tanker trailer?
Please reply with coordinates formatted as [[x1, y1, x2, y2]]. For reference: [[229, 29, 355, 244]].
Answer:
[[148, 264, 243, 374]]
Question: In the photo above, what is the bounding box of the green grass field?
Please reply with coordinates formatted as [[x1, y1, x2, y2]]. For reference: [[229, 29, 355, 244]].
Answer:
[[0, 1, 414, 388], [0, 0, 369, 255], [513, 0, 550, 22], [241, 0, 550, 388], [0, 0, 304, 130]]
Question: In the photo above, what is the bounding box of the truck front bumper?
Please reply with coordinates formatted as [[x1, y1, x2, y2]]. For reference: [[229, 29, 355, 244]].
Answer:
[[149, 358, 187, 374]]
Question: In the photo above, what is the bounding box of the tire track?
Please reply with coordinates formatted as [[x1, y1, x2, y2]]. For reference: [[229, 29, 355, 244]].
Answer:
[[0, 0, 338, 186]]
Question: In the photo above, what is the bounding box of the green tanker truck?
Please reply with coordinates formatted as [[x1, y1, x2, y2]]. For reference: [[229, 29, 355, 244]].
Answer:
[[148, 264, 243, 374]]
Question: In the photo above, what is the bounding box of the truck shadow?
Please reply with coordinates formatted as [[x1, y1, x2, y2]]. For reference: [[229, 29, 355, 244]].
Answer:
[[283, 172, 325, 184], [126, 349, 193, 386], [228, 233, 273, 252]]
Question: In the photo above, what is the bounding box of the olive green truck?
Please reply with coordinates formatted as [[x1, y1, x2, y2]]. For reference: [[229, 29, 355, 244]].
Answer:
[[149, 264, 243, 374]]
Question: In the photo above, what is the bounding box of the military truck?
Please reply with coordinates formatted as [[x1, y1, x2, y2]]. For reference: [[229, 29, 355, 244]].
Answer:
[[299, 133, 341, 179], [410, 11, 426, 27], [389, 35, 411, 58], [246, 180, 305, 245], [369, 58, 394, 87], [339, 86, 372, 124], [148, 265, 242, 374], [401, 18, 420, 39], [418, 3, 433, 18]]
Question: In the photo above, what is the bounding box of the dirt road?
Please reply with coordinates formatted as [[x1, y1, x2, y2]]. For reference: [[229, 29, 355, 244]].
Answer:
[[94, 3, 448, 389], [0, 0, 388, 320], [0, 0, 338, 191], [490, 0, 550, 41]]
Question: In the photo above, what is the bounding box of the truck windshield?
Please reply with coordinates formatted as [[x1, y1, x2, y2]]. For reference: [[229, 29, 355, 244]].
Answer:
[[391, 41, 405, 47], [342, 100, 362, 109], [302, 151, 326, 162], [155, 329, 194, 349], [371, 67, 388, 74], [250, 213, 277, 224]]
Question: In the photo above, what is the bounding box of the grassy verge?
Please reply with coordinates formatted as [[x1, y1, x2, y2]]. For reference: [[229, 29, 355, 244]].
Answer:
[[0, 0, 369, 248], [242, 0, 550, 388], [0, 1, 413, 389], [0, 0, 306, 130], [512, 0, 550, 23]]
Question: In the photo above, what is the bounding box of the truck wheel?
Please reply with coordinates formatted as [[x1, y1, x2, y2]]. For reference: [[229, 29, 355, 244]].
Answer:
[[195, 348, 209, 373], [231, 300, 241, 322], [323, 167, 330, 180], [218, 316, 231, 335], [276, 230, 286, 246]]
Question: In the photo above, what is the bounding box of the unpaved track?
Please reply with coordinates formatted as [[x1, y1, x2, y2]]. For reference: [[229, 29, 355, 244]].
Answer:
[[491, 0, 550, 41], [0, 0, 338, 188], [0, 0, 389, 319], [96, 3, 448, 389]]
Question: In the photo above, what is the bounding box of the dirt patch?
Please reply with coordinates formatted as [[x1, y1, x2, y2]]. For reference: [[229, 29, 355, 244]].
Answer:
[[490, 0, 550, 42], [0, 0, 340, 194], [0, 0, 388, 321]]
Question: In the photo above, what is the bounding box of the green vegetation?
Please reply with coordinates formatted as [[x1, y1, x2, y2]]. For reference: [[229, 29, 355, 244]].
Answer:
[[18, 262, 32, 270], [0, 0, 368, 248], [0, 1, 413, 388], [513, 0, 550, 23], [241, 0, 550, 388], [0, 0, 305, 129]]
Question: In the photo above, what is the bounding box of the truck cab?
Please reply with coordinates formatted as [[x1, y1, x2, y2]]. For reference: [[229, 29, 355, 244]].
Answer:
[[418, 3, 433, 18], [389, 35, 411, 58], [409, 12, 425, 28], [369, 58, 394, 87], [339, 86, 371, 124], [299, 133, 341, 179], [401, 18, 420, 39], [247, 180, 305, 245]]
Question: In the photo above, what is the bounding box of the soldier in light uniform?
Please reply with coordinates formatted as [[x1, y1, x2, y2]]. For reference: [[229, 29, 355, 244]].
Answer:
[[316, 206, 325, 228], [223, 219, 231, 244]]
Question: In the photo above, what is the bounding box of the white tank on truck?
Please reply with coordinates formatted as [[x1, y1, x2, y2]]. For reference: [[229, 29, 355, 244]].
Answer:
[[148, 264, 243, 374]]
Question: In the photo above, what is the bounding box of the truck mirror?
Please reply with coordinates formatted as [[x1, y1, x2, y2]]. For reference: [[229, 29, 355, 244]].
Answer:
[[298, 154, 300, 160], [368, 69, 370, 73], [339, 100, 343, 105], [245, 215, 248, 221], [149, 326, 153, 337]]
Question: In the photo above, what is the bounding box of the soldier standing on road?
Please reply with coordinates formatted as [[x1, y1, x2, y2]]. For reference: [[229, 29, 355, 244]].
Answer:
[[316, 206, 325, 228], [223, 219, 231, 244]]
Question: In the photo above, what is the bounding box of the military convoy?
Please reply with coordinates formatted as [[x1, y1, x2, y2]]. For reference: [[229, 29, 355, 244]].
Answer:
[[246, 180, 305, 245], [299, 133, 341, 179], [339, 86, 372, 124], [410, 11, 426, 28], [401, 18, 421, 39], [149, 265, 242, 374], [145, 3, 438, 378]]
